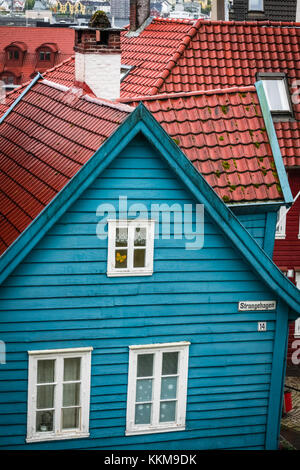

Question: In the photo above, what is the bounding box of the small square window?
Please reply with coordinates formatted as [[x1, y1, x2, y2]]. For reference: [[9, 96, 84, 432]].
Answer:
[[39, 51, 51, 61], [249, 0, 264, 11], [27, 348, 92, 443], [275, 206, 287, 239], [107, 220, 155, 277], [126, 342, 190, 435], [8, 49, 19, 60]]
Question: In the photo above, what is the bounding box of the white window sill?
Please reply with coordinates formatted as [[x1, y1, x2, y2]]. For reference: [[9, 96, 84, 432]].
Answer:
[[126, 425, 185, 436], [275, 234, 286, 240], [26, 432, 89, 443], [107, 270, 153, 277]]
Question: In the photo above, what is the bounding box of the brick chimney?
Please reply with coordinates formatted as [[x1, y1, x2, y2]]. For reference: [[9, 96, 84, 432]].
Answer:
[[73, 26, 122, 100], [130, 0, 150, 32]]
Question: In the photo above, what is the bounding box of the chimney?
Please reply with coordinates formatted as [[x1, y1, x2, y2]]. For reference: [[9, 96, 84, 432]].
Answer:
[[211, 0, 226, 20], [130, 0, 150, 32], [73, 25, 122, 101]]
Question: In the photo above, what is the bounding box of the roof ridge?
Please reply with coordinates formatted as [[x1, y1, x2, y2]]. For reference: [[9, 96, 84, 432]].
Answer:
[[118, 85, 257, 103], [149, 18, 204, 96], [196, 19, 300, 27], [40, 79, 135, 113]]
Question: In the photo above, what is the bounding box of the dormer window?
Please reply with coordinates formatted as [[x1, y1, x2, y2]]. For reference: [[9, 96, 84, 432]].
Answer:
[[6, 47, 21, 63], [257, 73, 293, 121], [5, 42, 27, 65], [35, 44, 58, 69], [249, 0, 264, 11]]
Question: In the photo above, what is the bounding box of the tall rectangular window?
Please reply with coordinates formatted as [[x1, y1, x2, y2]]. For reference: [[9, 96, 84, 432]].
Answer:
[[275, 206, 287, 239], [249, 0, 264, 11], [107, 219, 155, 277], [126, 342, 190, 435], [27, 348, 92, 443]]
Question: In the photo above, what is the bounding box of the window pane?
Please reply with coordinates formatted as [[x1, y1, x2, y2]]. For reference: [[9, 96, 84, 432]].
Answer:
[[135, 403, 151, 425], [134, 227, 146, 246], [161, 377, 178, 400], [262, 80, 290, 111], [137, 354, 153, 377], [63, 383, 80, 407], [162, 352, 178, 375], [62, 407, 80, 429], [134, 249, 146, 268], [115, 249, 127, 268], [159, 401, 176, 422], [249, 0, 263, 10], [37, 360, 55, 383], [116, 227, 128, 247], [36, 410, 54, 432], [64, 357, 81, 381], [37, 384, 55, 409], [136, 379, 153, 402]]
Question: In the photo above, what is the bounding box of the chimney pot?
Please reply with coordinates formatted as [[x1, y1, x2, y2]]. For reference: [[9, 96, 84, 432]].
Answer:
[[130, 0, 150, 32]]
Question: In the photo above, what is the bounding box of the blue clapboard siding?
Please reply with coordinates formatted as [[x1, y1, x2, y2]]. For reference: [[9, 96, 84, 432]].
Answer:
[[0, 134, 278, 450], [236, 213, 267, 249]]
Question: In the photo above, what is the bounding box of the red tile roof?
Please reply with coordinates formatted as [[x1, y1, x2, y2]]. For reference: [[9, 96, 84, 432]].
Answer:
[[0, 79, 132, 255], [43, 56, 76, 88], [123, 87, 283, 204], [40, 19, 300, 168], [120, 18, 199, 98], [146, 20, 300, 168], [0, 26, 75, 83]]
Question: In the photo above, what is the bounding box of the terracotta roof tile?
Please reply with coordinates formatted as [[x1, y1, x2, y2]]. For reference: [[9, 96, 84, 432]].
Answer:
[[0, 79, 133, 255], [123, 87, 283, 204]]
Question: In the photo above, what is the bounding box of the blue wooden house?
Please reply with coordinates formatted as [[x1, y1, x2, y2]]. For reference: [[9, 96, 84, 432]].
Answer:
[[0, 78, 299, 450]]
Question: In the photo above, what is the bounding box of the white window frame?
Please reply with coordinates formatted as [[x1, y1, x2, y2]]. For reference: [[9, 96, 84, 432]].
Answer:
[[126, 342, 190, 436], [248, 0, 264, 11], [261, 77, 292, 114], [107, 219, 155, 277], [26, 347, 92, 443], [295, 273, 300, 337], [275, 206, 287, 239]]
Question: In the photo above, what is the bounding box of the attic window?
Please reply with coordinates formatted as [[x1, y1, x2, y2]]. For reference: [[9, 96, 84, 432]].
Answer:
[[248, 0, 264, 11], [8, 49, 19, 60], [257, 73, 293, 120], [107, 219, 155, 277], [39, 51, 51, 61], [6, 47, 20, 62]]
